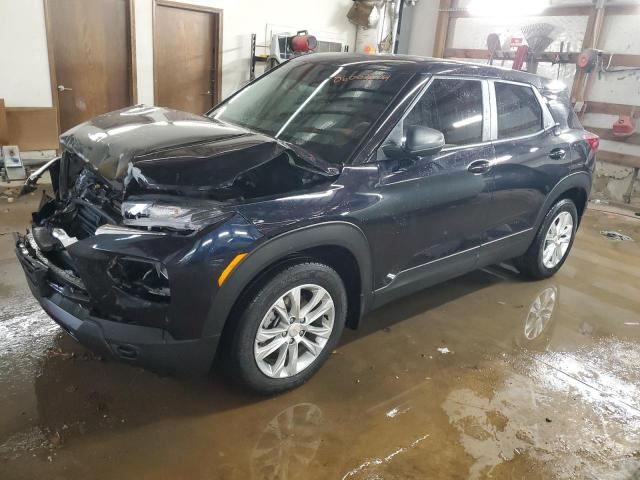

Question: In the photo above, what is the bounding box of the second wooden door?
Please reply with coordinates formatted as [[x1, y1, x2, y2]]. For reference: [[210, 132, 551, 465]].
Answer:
[[154, 1, 222, 114]]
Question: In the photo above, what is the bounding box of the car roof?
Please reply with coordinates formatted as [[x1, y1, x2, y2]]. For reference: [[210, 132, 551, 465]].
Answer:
[[291, 53, 550, 90]]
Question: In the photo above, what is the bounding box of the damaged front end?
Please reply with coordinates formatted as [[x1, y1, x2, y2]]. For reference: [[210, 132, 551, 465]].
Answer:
[[13, 150, 221, 372], [14, 150, 258, 373], [19, 151, 177, 310], [17, 153, 122, 304], [14, 106, 338, 373]]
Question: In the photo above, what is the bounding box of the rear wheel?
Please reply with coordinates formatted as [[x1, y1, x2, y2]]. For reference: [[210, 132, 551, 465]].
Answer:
[[515, 198, 578, 279], [228, 262, 346, 394]]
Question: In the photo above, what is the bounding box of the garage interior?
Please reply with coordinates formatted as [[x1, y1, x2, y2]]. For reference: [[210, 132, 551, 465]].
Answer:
[[1, 0, 640, 478]]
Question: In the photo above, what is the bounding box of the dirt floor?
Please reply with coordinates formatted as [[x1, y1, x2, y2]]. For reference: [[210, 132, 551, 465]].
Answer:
[[1, 191, 640, 480]]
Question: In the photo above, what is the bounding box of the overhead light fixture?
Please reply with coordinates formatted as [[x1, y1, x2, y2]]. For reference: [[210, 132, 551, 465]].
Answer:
[[467, 0, 549, 17]]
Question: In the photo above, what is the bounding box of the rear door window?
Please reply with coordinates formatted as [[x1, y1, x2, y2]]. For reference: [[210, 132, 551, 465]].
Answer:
[[494, 82, 543, 139]]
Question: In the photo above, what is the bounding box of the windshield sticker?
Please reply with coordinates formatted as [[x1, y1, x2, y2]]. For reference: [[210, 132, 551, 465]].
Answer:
[[332, 73, 391, 84]]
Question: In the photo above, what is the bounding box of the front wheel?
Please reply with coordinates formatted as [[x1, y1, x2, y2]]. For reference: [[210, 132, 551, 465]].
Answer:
[[515, 198, 578, 279], [228, 262, 346, 394]]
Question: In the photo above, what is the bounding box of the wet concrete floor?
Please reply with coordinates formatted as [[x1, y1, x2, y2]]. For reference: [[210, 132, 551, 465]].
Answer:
[[1, 194, 640, 479]]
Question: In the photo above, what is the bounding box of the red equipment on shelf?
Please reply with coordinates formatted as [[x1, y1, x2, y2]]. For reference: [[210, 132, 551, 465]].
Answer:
[[612, 115, 636, 138], [289, 30, 317, 53], [512, 45, 529, 71]]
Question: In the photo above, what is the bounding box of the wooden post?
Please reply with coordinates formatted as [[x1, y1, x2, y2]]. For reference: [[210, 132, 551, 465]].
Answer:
[[571, 0, 607, 108], [433, 0, 452, 58], [0, 99, 8, 145]]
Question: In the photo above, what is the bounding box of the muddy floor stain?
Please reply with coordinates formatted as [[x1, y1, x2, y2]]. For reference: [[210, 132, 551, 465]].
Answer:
[[1, 196, 640, 479]]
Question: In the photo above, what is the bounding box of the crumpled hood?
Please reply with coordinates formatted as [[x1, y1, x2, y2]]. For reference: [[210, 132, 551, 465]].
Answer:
[[60, 105, 338, 197]]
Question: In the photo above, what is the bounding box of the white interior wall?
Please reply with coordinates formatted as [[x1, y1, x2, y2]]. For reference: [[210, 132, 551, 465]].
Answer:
[[570, 11, 640, 169], [0, 0, 52, 107], [405, 0, 439, 57], [134, 0, 356, 104], [0, 0, 356, 108], [586, 13, 640, 105]]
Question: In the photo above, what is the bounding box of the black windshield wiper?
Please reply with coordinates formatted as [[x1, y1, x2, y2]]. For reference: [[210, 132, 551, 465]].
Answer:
[[275, 139, 341, 177], [209, 118, 341, 177]]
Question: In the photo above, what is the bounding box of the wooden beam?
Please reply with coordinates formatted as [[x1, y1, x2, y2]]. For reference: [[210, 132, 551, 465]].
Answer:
[[601, 53, 640, 68], [445, 48, 640, 69], [598, 150, 640, 169], [5, 107, 59, 151], [588, 127, 640, 146], [444, 48, 580, 63], [447, 5, 593, 18], [433, 0, 452, 58], [571, 3, 599, 105], [0, 99, 8, 145], [445, 48, 490, 60], [606, 4, 640, 15], [584, 102, 640, 117]]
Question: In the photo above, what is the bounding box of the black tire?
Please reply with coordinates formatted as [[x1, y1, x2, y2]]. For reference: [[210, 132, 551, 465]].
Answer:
[[227, 262, 347, 394], [515, 198, 578, 279]]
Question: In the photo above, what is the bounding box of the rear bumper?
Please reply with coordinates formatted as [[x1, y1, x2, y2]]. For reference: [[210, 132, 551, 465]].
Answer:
[[15, 233, 218, 375]]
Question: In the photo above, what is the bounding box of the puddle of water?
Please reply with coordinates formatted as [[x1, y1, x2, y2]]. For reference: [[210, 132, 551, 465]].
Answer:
[[1, 201, 640, 479], [600, 230, 634, 241]]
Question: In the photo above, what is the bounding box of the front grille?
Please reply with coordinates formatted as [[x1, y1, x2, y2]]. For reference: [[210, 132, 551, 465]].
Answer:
[[75, 201, 104, 237]]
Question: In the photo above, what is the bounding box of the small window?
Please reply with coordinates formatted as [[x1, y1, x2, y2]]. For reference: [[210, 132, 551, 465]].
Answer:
[[567, 109, 582, 130], [403, 79, 484, 147], [495, 83, 543, 139]]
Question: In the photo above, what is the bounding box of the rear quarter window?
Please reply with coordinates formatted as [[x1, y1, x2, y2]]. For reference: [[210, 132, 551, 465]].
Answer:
[[495, 83, 543, 139], [566, 109, 583, 129]]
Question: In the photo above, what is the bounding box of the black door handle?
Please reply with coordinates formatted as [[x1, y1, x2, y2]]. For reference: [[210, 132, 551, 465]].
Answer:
[[548, 148, 566, 160], [468, 159, 491, 174]]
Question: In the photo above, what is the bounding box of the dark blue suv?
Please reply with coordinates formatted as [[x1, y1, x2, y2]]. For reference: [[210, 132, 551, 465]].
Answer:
[[15, 54, 598, 393]]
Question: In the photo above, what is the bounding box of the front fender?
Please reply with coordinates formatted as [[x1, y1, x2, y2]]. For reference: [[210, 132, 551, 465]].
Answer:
[[202, 221, 374, 337]]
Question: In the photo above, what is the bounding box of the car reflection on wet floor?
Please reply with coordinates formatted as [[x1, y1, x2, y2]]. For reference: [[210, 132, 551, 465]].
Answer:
[[1, 200, 640, 479]]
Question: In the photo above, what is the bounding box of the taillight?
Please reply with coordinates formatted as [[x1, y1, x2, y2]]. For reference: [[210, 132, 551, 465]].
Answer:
[[584, 132, 599, 152]]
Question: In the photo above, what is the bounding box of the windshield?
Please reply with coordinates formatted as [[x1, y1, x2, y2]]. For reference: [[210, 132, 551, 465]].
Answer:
[[209, 60, 412, 164]]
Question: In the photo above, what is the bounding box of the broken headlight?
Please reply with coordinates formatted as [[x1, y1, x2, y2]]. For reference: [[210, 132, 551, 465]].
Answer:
[[121, 200, 228, 232], [107, 256, 170, 301]]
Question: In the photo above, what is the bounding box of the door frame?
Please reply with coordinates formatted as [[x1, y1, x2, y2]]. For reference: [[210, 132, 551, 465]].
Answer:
[[43, 0, 138, 137], [152, 0, 223, 107]]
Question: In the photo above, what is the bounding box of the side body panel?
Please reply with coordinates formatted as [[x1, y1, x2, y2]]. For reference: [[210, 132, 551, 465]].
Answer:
[[482, 129, 573, 265], [480, 80, 587, 266], [369, 144, 494, 306], [212, 75, 594, 324]]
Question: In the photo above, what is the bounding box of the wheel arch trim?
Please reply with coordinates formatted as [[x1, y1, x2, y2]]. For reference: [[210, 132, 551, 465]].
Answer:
[[533, 171, 591, 232], [202, 221, 374, 337]]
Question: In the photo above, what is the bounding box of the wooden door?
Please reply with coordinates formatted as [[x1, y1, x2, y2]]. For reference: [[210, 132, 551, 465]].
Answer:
[[154, 1, 222, 114], [45, 0, 134, 133]]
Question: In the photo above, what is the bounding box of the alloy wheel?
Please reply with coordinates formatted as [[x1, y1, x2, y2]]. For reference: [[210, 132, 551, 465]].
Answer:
[[254, 284, 335, 378], [542, 211, 573, 269]]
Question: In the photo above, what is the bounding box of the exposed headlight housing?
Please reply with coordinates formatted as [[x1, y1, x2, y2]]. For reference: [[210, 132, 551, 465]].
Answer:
[[107, 256, 170, 301], [121, 200, 228, 232]]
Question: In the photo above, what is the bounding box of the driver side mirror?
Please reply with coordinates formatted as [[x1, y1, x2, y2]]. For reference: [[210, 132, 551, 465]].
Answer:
[[404, 126, 445, 156]]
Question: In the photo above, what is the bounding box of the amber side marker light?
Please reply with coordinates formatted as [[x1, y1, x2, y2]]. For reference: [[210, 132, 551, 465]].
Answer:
[[218, 253, 248, 287]]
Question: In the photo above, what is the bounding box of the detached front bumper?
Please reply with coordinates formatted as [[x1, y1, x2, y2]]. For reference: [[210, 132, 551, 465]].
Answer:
[[14, 233, 219, 374]]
